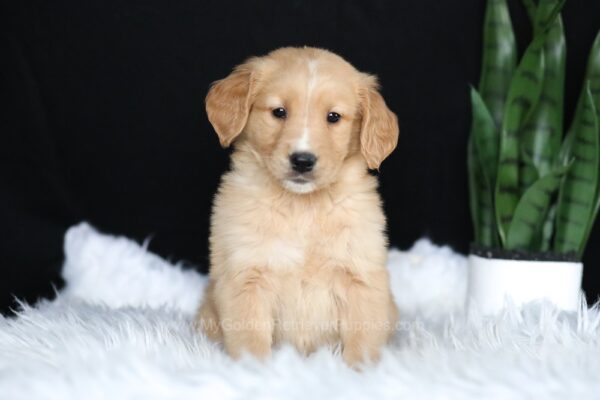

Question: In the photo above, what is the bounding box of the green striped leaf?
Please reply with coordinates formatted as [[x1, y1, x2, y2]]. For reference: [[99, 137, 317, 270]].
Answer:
[[495, 40, 546, 245], [506, 164, 569, 251], [469, 137, 498, 246], [588, 32, 600, 117], [468, 88, 498, 246], [558, 127, 576, 167], [479, 0, 517, 128], [468, 137, 481, 243], [554, 84, 599, 257], [541, 204, 557, 251], [534, 0, 566, 34], [521, 4, 566, 187], [520, 147, 540, 195], [522, 0, 567, 36], [563, 33, 600, 143], [470, 87, 499, 189]]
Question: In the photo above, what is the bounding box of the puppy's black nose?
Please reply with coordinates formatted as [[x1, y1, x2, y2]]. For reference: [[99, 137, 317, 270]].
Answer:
[[290, 152, 317, 173]]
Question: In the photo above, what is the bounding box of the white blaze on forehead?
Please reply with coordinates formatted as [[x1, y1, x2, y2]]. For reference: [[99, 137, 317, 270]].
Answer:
[[295, 59, 318, 152]]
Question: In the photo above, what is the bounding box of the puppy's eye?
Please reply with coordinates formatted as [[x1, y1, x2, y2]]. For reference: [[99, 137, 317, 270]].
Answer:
[[272, 107, 287, 119], [327, 112, 341, 123]]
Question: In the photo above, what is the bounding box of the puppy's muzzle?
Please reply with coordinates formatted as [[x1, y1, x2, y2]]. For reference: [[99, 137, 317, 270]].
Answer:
[[290, 152, 317, 173]]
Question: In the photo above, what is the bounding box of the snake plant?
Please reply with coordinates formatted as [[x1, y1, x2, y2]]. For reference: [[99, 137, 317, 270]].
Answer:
[[469, 0, 600, 259]]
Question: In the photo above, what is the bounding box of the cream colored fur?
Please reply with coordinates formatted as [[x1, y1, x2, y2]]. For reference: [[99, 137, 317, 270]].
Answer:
[[197, 47, 399, 367]]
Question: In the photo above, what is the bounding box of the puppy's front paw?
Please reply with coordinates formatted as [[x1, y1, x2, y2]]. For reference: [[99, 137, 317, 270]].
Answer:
[[342, 346, 380, 369], [225, 337, 272, 362]]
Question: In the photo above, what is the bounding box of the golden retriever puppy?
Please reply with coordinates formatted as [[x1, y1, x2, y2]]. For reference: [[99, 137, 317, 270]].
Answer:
[[197, 47, 399, 367]]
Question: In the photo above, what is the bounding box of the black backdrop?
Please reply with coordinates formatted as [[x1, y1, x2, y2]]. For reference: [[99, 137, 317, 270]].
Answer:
[[2, 0, 600, 313]]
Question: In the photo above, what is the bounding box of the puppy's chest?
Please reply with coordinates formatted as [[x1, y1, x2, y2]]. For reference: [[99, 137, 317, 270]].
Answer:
[[246, 199, 357, 270]]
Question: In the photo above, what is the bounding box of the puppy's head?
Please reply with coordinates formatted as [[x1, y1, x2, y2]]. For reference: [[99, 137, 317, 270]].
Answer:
[[206, 47, 398, 194]]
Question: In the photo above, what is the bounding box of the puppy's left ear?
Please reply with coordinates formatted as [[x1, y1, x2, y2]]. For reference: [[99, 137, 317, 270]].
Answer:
[[359, 75, 399, 170], [205, 59, 260, 147]]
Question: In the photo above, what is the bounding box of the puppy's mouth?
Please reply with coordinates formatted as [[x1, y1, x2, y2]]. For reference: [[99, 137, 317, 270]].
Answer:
[[285, 171, 315, 184], [289, 176, 312, 184], [283, 173, 317, 193]]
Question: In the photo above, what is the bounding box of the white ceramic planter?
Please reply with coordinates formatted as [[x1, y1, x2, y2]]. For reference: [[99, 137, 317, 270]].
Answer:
[[467, 254, 583, 315]]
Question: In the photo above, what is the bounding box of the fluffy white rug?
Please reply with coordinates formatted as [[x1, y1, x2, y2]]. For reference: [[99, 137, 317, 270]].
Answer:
[[1, 223, 600, 399]]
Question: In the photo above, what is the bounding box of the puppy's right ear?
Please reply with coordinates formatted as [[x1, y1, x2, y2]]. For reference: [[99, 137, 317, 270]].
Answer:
[[205, 60, 258, 147]]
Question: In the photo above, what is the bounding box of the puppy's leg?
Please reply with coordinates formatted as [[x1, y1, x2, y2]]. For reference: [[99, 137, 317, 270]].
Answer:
[[338, 269, 397, 367], [196, 280, 223, 342], [216, 267, 275, 360]]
